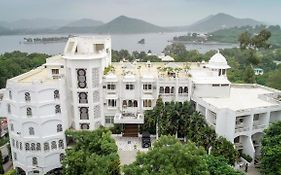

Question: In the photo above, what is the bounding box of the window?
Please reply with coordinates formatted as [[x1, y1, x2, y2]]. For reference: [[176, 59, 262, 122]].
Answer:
[[12, 139, 15, 147], [221, 84, 229, 87], [159, 87, 164, 94], [20, 142, 22, 150], [26, 107, 32, 117], [58, 140, 64, 149], [52, 69, 59, 75], [9, 90, 12, 99], [51, 141, 57, 150], [25, 143, 30, 151], [36, 143, 41, 151], [107, 83, 116, 90], [77, 69, 87, 88], [55, 105, 61, 114], [178, 87, 183, 94], [29, 127, 35, 135], [10, 124, 14, 131], [7, 104, 11, 114], [54, 90, 60, 99], [16, 141, 19, 149], [105, 116, 114, 124], [128, 100, 133, 107], [25, 92, 31, 102], [60, 153, 65, 163], [13, 152, 17, 161], [143, 84, 152, 91], [79, 107, 89, 120], [78, 92, 88, 103], [122, 100, 127, 107], [212, 84, 220, 87], [254, 114, 260, 121], [165, 87, 170, 93], [133, 100, 138, 107], [80, 123, 90, 130], [32, 157, 38, 166], [143, 100, 152, 107], [218, 69, 222, 76], [57, 124, 63, 132], [222, 69, 226, 75], [184, 87, 188, 93], [31, 143, 35, 151], [108, 99, 117, 107], [125, 84, 134, 90], [44, 142, 50, 151], [171, 87, 174, 94]]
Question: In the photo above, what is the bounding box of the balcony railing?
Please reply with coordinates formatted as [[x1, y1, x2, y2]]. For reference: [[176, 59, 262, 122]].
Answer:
[[235, 125, 250, 133], [253, 124, 266, 130], [114, 112, 144, 124]]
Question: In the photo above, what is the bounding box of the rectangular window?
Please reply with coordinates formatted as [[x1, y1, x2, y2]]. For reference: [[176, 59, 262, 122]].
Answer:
[[108, 99, 117, 107], [212, 84, 220, 87], [105, 116, 114, 124], [126, 84, 134, 90], [107, 83, 116, 90], [52, 69, 59, 75], [143, 83, 152, 90], [221, 84, 229, 87]]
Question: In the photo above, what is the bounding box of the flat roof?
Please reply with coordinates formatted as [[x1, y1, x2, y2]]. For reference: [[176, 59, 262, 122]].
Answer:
[[202, 85, 280, 111]]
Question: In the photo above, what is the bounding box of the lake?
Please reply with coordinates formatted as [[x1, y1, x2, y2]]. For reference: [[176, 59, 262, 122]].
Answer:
[[0, 32, 238, 55]]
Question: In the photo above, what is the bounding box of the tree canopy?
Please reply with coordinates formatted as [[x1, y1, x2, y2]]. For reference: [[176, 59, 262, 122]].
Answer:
[[123, 136, 243, 175], [62, 128, 120, 175], [261, 121, 281, 175]]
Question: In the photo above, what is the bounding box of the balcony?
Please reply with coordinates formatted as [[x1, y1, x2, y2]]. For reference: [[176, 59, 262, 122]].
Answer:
[[253, 123, 266, 130], [114, 112, 144, 124], [235, 124, 250, 133]]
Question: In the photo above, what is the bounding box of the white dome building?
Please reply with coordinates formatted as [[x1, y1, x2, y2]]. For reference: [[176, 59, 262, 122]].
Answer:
[[206, 50, 230, 76]]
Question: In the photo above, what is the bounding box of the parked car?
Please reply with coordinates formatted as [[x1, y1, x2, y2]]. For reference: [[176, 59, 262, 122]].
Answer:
[[142, 132, 151, 148]]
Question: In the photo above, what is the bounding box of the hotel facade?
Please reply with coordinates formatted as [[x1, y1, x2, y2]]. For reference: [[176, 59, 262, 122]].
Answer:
[[0, 36, 280, 174]]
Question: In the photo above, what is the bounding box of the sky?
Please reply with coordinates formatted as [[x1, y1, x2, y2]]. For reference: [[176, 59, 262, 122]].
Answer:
[[0, 0, 280, 26]]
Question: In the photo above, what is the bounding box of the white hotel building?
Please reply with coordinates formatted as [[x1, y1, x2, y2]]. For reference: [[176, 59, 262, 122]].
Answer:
[[0, 36, 281, 174]]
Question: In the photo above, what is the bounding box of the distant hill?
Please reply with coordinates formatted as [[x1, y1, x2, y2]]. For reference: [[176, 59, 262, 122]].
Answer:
[[64, 18, 104, 27], [95, 15, 169, 34], [170, 13, 263, 32], [187, 13, 263, 32]]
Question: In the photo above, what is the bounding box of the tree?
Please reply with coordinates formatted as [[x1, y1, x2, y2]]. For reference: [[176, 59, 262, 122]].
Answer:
[[243, 65, 255, 83], [206, 155, 243, 175], [211, 136, 238, 165], [239, 31, 251, 50], [123, 136, 210, 175], [261, 121, 281, 175], [62, 128, 121, 175]]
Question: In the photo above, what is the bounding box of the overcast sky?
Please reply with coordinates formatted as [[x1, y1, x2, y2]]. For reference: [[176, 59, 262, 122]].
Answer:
[[0, 0, 280, 26]]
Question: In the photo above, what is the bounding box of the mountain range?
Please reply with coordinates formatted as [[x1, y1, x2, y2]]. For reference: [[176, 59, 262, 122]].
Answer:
[[0, 13, 265, 35]]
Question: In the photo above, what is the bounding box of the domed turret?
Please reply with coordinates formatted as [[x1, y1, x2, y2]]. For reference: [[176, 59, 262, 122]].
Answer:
[[206, 50, 230, 76]]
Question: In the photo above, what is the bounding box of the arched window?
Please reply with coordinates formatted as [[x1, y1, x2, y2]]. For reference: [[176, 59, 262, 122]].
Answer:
[[78, 92, 88, 103], [36, 143, 41, 151], [79, 107, 89, 120], [31, 143, 35, 151], [51, 141, 57, 150], [128, 100, 133, 107], [44, 142, 49, 151], [54, 90, 60, 99], [80, 123, 90, 130], [165, 87, 170, 94], [122, 100, 127, 107], [57, 124, 63, 132], [60, 153, 65, 163], [171, 87, 174, 94], [25, 143, 30, 151], [55, 105, 61, 113], [184, 87, 188, 93], [25, 92, 31, 102], [29, 127, 35, 135], [159, 87, 164, 93], [32, 157, 38, 166], [133, 100, 138, 107], [26, 107, 32, 116], [178, 87, 183, 94], [148, 100, 152, 107], [58, 140, 64, 149], [20, 142, 22, 150]]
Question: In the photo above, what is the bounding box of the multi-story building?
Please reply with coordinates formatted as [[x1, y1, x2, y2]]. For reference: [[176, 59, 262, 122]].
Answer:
[[0, 36, 280, 174]]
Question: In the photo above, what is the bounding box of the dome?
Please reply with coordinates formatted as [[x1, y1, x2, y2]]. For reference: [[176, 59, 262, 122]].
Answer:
[[206, 50, 230, 69]]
